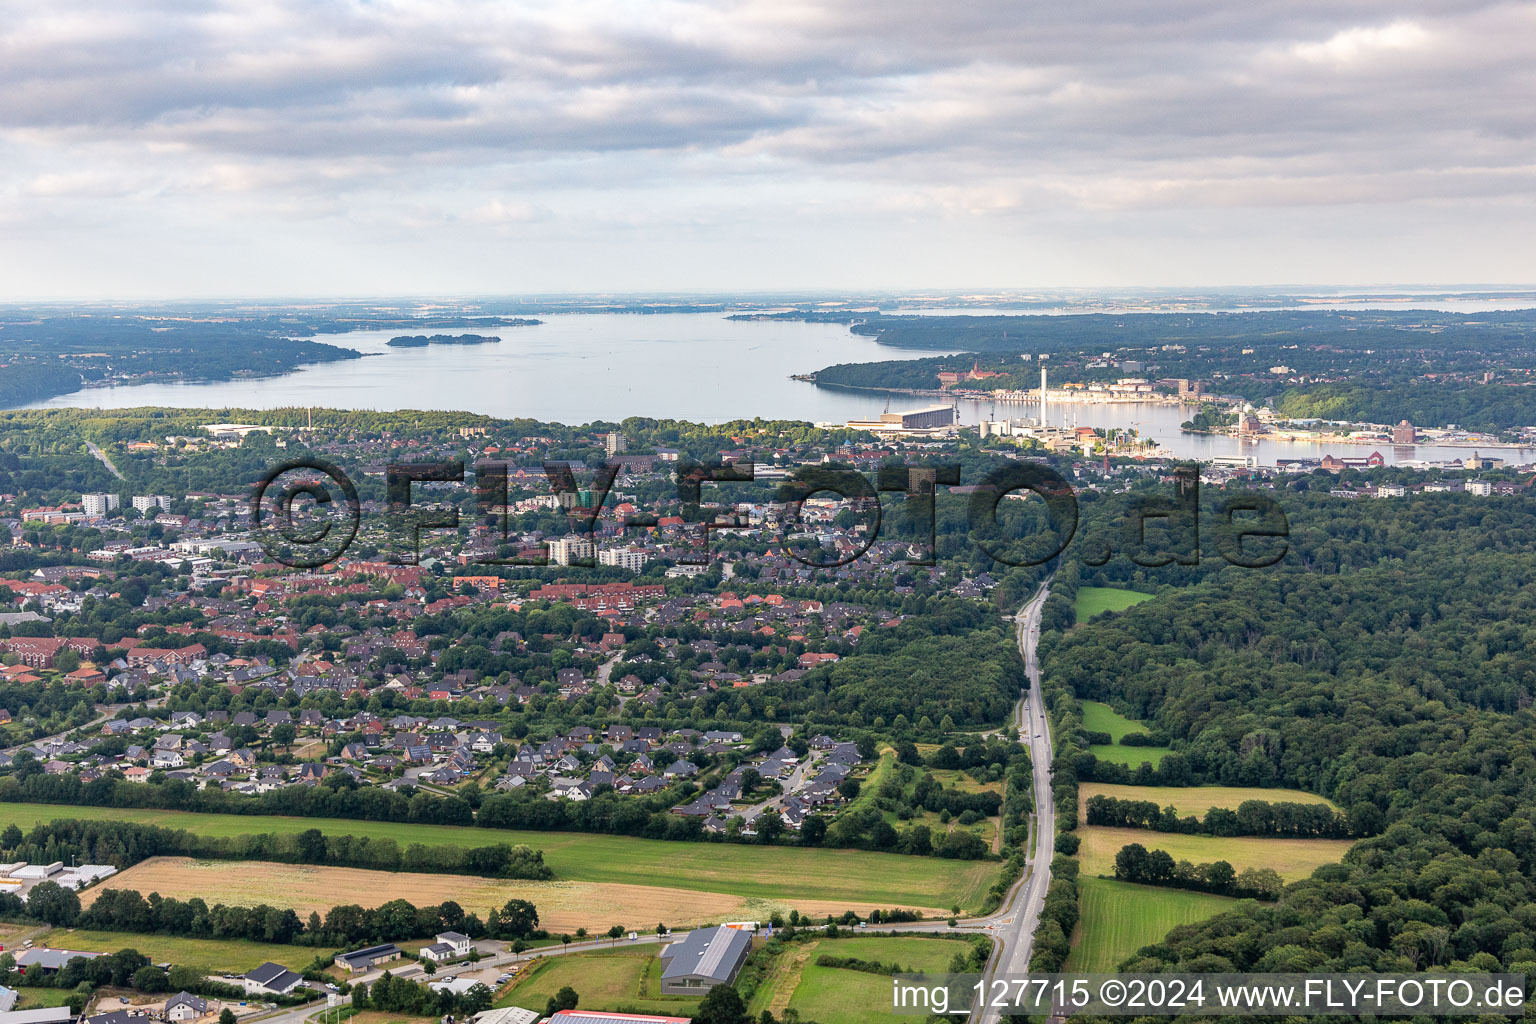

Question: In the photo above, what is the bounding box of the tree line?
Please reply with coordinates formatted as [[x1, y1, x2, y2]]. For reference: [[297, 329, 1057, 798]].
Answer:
[[354, 970, 493, 1019], [10, 879, 545, 950], [1112, 842, 1284, 900], [1085, 794, 1356, 838], [2, 818, 551, 881]]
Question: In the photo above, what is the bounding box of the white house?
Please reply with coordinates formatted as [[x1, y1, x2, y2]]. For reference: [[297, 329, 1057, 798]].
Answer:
[[420, 930, 472, 962], [164, 993, 208, 1021]]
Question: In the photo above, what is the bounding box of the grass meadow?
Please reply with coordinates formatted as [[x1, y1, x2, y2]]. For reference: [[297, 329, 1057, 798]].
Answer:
[[1064, 877, 1235, 972], [1072, 587, 1156, 623], [1075, 825, 1353, 882], [2, 802, 996, 912]]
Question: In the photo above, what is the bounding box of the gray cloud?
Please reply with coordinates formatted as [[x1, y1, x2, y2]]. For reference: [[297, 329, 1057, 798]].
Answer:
[[0, 0, 1534, 295]]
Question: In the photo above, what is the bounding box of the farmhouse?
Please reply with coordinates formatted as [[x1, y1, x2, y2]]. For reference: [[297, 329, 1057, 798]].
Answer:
[[657, 925, 751, 994], [547, 1014, 692, 1024]]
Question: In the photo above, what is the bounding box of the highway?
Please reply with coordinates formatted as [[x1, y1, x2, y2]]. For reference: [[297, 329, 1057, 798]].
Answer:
[[976, 581, 1055, 1023]]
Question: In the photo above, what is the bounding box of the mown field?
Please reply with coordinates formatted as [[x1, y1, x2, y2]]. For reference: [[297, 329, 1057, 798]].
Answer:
[[1078, 782, 1339, 822], [32, 927, 317, 973], [1073, 587, 1155, 623], [1063, 877, 1234, 972], [91, 856, 950, 933], [747, 935, 969, 1023], [495, 945, 698, 1017], [1081, 701, 1172, 767], [1075, 826, 1353, 882], [0, 803, 995, 912]]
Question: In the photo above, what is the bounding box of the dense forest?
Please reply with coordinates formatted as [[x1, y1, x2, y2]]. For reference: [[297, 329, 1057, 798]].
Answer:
[[1038, 488, 1536, 980]]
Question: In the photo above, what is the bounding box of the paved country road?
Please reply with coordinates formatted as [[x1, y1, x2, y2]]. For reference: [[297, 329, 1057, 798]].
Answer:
[[973, 581, 1055, 1023], [85, 441, 125, 481], [879, 581, 1057, 1021]]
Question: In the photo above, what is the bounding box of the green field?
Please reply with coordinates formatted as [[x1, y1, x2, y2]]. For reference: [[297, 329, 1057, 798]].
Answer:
[[33, 928, 316, 973], [1079, 782, 1339, 822], [495, 946, 699, 1017], [749, 935, 972, 1024], [14, 988, 77, 1010], [1081, 701, 1149, 742], [1073, 587, 1155, 623], [0, 803, 995, 911], [1064, 877, 1234, 972], [1081, 701, 1172, 767], [1077, 826, 1354, 882]]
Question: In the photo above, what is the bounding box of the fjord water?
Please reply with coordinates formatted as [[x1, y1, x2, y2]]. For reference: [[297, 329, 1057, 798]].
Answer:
[[27, 311, 1536, 466]]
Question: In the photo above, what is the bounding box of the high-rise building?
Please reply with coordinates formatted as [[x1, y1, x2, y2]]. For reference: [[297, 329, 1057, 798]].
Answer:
[[598, 546, 649, 572], [604, 432, 628, 457], [81, 493, 120, 516], [548, 535, 596, 566], [1392, 420, 1417, 445], [132, 495, 171, 513]]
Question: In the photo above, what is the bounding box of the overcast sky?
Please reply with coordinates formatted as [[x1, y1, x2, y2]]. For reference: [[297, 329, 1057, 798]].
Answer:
[[2, 0, 1535, 298]]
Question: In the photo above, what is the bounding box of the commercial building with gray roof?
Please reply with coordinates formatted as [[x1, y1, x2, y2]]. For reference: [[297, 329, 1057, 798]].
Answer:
[[657, 925, 751, 994]]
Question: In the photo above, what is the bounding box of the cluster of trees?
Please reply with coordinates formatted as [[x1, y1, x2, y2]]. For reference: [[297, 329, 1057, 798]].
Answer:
[[0, 818, 551, 881], [355, 970, 493, 1018], [702, 607, 1025, 730], [876, 762, 1004, 824], [1084, 795, 1356, 838], [1112, 843, 1284, 900], [1180, 405, 1238, 432], [823, 806, 989, 859]]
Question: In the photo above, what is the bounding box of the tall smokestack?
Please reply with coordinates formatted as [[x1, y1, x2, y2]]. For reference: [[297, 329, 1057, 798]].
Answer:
[[1039, 366, 1047, 427]]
